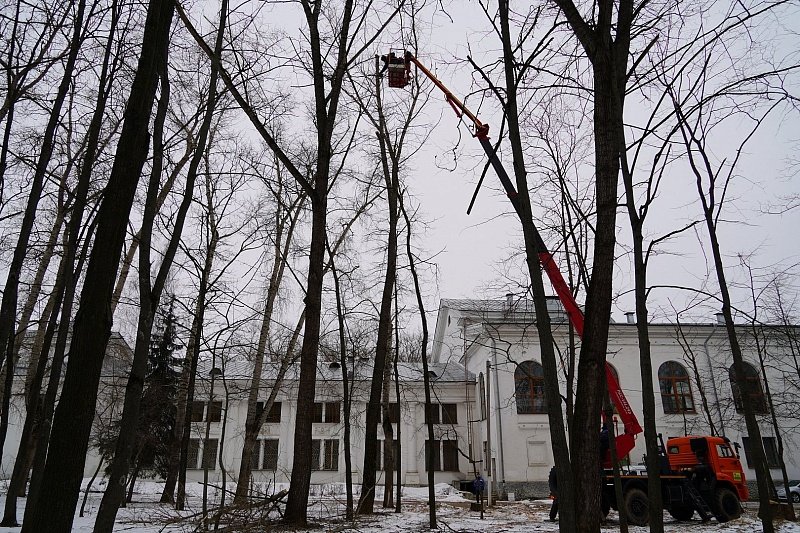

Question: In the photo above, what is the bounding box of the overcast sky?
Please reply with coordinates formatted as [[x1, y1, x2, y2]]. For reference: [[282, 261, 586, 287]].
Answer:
[[393, 1, 800, 324]]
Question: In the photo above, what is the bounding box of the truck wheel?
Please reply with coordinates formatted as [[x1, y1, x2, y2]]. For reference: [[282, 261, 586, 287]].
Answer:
[[623, 488, 650, 526], [668, 504, 694, 521], [713, 487, 742, 522]]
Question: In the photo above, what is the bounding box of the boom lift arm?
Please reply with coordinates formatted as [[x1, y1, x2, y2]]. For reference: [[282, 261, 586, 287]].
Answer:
[[384, 50, 643, 457]]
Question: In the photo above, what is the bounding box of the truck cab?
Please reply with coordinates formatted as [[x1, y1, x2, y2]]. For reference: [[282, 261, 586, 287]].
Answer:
[[666, 435, 749, 502]]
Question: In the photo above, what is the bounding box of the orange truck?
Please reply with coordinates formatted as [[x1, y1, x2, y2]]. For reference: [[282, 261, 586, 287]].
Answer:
[[601, 435, 748, 525]]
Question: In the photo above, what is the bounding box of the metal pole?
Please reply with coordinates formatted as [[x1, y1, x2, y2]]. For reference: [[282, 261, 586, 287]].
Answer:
[[486, 359, 493, 506]]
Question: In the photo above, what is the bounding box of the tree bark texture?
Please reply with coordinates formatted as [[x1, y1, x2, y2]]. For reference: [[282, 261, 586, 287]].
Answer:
[[234, 189, 302, 502], [359, 59, 400, 514]]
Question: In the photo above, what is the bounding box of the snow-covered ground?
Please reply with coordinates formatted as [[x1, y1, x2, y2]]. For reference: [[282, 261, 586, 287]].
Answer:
[[1, 479, 799, 532]]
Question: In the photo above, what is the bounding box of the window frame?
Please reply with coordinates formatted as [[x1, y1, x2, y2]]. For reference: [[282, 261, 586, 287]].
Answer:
[[514, 361, 546, 414], [262, 439, 279, 470], [729, 362, 769, 414], [313, 402, 341, 424], [312, 439, 339, 471], [658, 361, 696, 414], [741, 436, 780, 468]]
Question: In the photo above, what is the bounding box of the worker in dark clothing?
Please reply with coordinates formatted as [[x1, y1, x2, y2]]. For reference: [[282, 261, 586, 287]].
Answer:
[[548, 466, 558, 521], [471, 474, 486, 518], [600, 424, 610, 459]]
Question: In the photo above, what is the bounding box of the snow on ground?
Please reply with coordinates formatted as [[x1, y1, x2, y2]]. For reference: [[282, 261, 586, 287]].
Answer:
[[1, 479, 799, 532]]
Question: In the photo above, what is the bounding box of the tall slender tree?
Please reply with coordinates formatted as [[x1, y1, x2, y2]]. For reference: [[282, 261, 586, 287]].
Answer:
[[21, 0, 175, 529], [0, 0, 89, 460]]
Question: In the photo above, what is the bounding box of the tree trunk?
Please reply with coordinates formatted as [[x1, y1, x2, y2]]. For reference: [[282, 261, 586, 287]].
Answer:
[[498, 2, 578, 529], [359, 52, 400, 516], [0, 206, 64, 409], [382, 360, 395, 508], [619, 141, 664, 530], [399, 191, 435, 528], [21, 0, 174, 530], [80, 458, 104, 518], [176, 216, 218, 511], [707, 227, 774, 530], [17, 0, 119, 524], [0, 0, 88, 461], [329, 250, 354, 519], [283, 0, 355, 521], [234, 189, 302, 503], [1, 235, 68, 526], [95, 0, 225, 527]]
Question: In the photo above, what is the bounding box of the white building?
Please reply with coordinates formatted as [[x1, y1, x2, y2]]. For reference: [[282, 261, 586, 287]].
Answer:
[[432, 296, 800, 498], [185, 359, 475, 489], [6, 297, 798, 502]]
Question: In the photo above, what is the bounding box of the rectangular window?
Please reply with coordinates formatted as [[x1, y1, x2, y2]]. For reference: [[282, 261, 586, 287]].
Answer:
[[265, 402, 281, 423], [425, 404, 458, 425], [312, 439, 339, 471], [188, 439, 201, 469], [202, 439, 218, 469], [325, 402, 341, 423], [191, 401, 205, 422], [425, 440, 441, 472], [263, 439, 279, 470], [742, 436, 780, 468], [323, 439, 339, 471], [313, 402, 341, 423], [764, 437, 780, 467], [441, 404, 458, 424], [425, 405, 440, 425], [207, 401, 222, 423], [384, 402, 400, 423], [442, 440, 459, 471]]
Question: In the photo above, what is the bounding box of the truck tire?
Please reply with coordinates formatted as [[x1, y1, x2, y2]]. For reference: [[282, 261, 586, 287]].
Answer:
[[668, 504, 694, 521], [623, 488, 650, 526], [713, 487, 742, 522]]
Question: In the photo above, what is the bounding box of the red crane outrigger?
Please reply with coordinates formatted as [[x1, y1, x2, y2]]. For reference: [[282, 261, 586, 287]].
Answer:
[[384, 50, 643, 462]]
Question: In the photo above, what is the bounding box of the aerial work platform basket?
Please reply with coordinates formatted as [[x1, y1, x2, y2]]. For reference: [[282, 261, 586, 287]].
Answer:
[[384, 51, 410, 88]]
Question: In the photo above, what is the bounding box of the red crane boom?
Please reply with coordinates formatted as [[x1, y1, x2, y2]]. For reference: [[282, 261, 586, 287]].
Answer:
[[384, 50, 643, 459]]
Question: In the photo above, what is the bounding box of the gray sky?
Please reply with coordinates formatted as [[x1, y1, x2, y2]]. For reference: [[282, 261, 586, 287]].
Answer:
[[400, 1, 800, 324]]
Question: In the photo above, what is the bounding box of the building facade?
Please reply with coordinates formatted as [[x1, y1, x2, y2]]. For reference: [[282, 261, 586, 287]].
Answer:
[[432, 296, 800, 499], [6, 298, 797, 503]]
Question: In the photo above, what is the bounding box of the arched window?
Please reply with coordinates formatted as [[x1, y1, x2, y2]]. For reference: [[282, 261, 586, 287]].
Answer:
[[729, 362, 768, 414], [515, 361, 546, 414], [658, 361, 695, 414]]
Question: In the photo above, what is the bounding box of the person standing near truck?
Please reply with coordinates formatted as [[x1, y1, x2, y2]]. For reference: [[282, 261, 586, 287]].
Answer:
[[548, 466, 558, 521]]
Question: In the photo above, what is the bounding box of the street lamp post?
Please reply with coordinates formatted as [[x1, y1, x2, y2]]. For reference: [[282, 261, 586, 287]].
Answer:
[[202, 365, 223, 529]]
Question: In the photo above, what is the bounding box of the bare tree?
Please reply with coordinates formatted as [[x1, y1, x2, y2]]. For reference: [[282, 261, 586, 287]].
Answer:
[[21, 0, 175, 529], [670, 82, 788, 533], [0, 0, 90, 461]]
